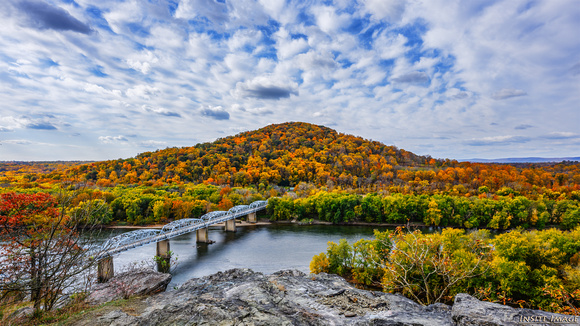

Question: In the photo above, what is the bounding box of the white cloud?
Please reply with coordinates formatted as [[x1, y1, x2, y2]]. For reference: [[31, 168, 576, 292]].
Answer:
[[84, 83, 123, 97], [244, 107, 274, 115], [141, 105, 181, 117], [311, 5, 351, 34], [0, 116, 27, 130], [2, 139, 33, 145], [258, 0, 285, 18], [274, 28, 309, 60], [543, 132, 580, 140], [99, 135, 129, 144], [175, 0, 228, 23], [491, 88, 527, 100], [374, 32, 408, 60], [361, 0, 406, 22], [147, 25, 185, 49], [227, 29, 262, 52], [126, 85, 160, 100], [140, 140, 167, 148], [466, 135, 531, 146], [102, 0, 144, 35], [126, 50, 158, 74]]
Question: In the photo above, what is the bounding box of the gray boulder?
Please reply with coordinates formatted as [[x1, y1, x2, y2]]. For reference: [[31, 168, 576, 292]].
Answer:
[[87, 268, 171, 305], [96, 309, 140, 326], [452, 293, 579, 326]]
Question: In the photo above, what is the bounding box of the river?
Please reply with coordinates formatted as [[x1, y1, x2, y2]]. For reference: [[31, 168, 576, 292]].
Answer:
[[97, 224, 384, 289]]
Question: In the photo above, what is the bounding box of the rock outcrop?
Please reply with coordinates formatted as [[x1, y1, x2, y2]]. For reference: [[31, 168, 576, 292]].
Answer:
[[87, 268, 172, 305], [83, 268, 579, 325]]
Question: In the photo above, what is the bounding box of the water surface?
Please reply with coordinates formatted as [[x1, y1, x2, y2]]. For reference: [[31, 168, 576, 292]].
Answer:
[[99, 224, 383, 288]]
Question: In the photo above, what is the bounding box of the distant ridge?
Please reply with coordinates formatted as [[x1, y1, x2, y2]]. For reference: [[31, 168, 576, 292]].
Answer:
[[462, 157, 580, 163]]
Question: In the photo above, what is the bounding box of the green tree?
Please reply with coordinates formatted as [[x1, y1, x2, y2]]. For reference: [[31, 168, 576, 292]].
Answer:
[[562, 208, 580, 230], [381, 228, 491, 305], [424, 199, 442, 226], [326, 239, 353, 275]]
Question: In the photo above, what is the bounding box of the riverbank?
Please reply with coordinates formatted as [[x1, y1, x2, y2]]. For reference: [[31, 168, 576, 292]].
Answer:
[[103, 219, 427, 230]]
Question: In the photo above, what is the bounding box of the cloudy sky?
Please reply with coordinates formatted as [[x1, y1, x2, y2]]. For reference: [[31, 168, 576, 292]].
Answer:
[[1, 0, 579, 161]]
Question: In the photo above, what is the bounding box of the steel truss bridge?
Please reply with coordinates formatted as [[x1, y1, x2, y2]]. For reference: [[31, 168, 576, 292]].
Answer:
[[96, 200, 268, 260]]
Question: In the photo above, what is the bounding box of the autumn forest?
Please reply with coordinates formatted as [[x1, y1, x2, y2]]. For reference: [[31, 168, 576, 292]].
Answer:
[[1, 122, 579, 229]]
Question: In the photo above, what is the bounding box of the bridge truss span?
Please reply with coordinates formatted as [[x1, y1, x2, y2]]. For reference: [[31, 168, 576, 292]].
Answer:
[[96, 199, 270, 259], [161, 218, 204, 233], [201, 211, 227, 220], [102, 229, 162, 251]]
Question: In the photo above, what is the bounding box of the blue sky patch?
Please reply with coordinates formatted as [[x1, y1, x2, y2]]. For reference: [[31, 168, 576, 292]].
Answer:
[[59, 0, 79, 7], [394, 20, 427, 48], [40, 58, 59, 68], [290, 33, 308, 40], [346, 17, 367, 35], [86, 6, 114, 33], [378, 59, 395, 69], [295, 9, 316, 27], [167, 0, 179, 15], [358, 23, 383, 50], [27, 122, 57, 130], [338, 59, 353, 69], [433, 54, 455, 74], [126, 22, 150, 38]]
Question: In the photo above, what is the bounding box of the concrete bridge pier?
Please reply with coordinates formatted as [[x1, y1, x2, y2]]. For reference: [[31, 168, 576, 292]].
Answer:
[[97, 256, 114, 283], [225, 219, 236, 232], [196, 227, 210, 243], [156, 240, 171, 273], [247, 212, 257, 223]]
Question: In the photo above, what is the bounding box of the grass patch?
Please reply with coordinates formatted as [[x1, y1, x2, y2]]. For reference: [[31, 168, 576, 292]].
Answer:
[[0, 301, 33, 325], [0, 297, 143, 326]]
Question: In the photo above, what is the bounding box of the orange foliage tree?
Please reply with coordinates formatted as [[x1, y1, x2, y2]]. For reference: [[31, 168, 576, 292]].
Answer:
[[0, 192, 104, 312]]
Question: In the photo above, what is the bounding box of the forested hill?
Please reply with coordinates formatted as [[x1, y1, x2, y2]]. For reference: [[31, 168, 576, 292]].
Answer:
[[64, 122, 431, 187], [5, 122, 580, 198]]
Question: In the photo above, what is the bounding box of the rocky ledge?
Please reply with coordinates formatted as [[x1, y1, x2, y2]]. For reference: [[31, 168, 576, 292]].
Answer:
[[87, 268, 172, 305], [90, 268, 578, 326]]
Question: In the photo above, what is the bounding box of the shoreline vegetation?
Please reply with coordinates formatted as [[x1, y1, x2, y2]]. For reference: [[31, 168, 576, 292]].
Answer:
[[309, 226, 580, 315], [103, 218, 562, 231]]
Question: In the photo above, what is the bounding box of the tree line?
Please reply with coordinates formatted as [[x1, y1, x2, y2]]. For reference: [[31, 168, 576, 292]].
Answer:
[[0, 184, 267, 226], [1, 182, 579, 229], [268, 190, 580, 230]]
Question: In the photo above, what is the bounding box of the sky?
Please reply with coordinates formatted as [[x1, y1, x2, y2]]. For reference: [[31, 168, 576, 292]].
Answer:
[[0, 0, 579, 161]]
